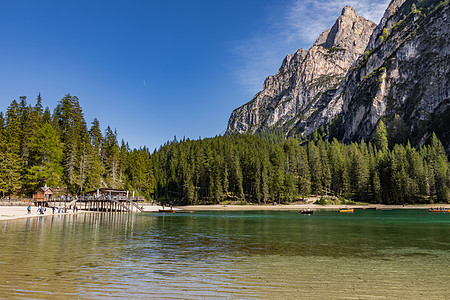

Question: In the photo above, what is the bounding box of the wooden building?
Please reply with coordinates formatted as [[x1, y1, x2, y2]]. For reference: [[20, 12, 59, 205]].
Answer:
[[33, 185, 53, 206]]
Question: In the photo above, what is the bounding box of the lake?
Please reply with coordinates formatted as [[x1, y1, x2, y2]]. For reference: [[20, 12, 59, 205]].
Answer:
[[0, 209, 449, 299]]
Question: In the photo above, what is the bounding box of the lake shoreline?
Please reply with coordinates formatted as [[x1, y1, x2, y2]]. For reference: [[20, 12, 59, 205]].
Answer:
[[0, 205, 97, 222], [2, 203, 449, 221], [0, 203, 170, 221], [180, 203, 450, 211]]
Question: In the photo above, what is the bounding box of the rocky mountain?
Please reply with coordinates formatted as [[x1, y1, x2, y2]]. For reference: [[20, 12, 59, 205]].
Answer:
[[226, 6, 376, 135], [333, 0, 449, 151], [227, 0, 450, 153]]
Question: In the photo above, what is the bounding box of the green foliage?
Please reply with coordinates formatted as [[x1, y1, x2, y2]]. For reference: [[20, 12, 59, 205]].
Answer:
[[374, 120, 389, 153], [0, 95, 155, 198], [0, 94, 449, 205], [150, 132, 449, 205], [25, 123, 63, 191], [382, 27, 389, 40]]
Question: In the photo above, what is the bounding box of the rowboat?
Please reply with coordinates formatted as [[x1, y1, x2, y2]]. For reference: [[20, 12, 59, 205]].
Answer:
[[429, 209, 449, 213], [159, 209, 176, 213], [339, 208, 354, 213], [300, 210, 314, 214]]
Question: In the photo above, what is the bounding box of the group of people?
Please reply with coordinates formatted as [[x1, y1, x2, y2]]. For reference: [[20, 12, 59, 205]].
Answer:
[[31, 205, 46, 215], [431, 207, 448, 211], [27, 205, 79, 215]]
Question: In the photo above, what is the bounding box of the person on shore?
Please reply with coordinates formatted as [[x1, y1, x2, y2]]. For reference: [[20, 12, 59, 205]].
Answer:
[[27, 205, 31, 214], [52, 206, 55, 214]]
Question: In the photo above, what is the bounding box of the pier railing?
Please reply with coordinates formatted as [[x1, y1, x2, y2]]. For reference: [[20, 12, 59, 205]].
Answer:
[[36, 196, 145, 212]]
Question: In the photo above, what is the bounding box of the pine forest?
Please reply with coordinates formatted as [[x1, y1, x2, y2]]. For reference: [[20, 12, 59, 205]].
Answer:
[[0, 95, 449, 205]]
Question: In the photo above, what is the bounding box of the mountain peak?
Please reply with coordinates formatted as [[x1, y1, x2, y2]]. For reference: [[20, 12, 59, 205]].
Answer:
[[341, 5, 356, 17], [226, 6, 376, 135], [321, 6, 375, 50]]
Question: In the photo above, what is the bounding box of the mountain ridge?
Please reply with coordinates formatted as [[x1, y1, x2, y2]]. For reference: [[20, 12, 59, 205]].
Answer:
[[226, 6, 376, 135], [226, 0, 450, 153]]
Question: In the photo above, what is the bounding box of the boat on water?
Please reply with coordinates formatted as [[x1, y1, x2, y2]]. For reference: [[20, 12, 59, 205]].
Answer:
[[158, 209, 194, 213], [429, 208, 449, 213], [300, 209, 314, 214], [339, 208, 354, 213], [159, 209, 176, 213]]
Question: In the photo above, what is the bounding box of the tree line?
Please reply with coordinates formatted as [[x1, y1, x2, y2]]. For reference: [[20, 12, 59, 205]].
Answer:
[[152, 124, 449, 205], [0, 94, 154, 199], [0, 95, 448, 204]]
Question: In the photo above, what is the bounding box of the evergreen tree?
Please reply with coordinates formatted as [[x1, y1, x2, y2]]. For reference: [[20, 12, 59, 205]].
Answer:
[[308, 142, 322, 195], [374, 120, 389, 153], [103, 126, 119, 188], [53, 95, 88, 192], [25, 123, 63, 191]]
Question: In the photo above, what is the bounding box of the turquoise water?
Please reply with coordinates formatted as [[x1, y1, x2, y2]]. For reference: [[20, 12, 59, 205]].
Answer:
[[0, 210, 449, 299]]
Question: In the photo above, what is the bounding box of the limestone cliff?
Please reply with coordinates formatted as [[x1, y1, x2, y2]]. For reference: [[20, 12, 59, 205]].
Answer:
[[226, 6, 376, 135], [227, 0, 450, 153], [332, 0, 450, 152]]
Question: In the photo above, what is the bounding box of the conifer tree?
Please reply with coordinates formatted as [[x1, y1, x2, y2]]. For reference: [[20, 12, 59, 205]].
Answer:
[[103, 126, 119, 188], [308, 142, 322, 195], [25, 123, 63, 191], [1, 101, 22, 196], [374, 120, 389, 153]]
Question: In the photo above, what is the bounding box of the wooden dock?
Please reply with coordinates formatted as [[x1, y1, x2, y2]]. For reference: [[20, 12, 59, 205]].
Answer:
[[41, 196, 144, 213]]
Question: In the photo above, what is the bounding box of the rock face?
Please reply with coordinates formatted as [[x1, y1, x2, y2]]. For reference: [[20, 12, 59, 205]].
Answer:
[[333, 0, 450, 151], [227, 0, 450, 153], [226, 6, 376, 135]]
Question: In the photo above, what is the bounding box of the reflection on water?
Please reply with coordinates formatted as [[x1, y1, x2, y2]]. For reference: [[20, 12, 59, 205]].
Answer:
[[0, 210, 449, 299]]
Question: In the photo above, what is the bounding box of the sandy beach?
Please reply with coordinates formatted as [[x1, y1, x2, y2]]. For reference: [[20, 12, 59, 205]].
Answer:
[[0, 205, 90, 221], [0, 203, 169, 221]]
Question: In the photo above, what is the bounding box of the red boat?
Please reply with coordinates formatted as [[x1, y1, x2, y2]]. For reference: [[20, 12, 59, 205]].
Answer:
[[159, 209, 176, 213]]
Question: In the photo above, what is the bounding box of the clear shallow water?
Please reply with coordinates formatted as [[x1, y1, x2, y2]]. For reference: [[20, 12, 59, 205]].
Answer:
[[0, 210, 449, 299]]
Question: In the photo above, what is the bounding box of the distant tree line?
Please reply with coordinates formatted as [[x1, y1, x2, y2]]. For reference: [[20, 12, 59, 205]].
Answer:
[[152, 122, 449, 205], [0, 95, 448, 204]]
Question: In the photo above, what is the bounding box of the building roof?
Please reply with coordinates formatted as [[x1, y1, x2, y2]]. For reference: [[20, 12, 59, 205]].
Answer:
[[37, 184, 53, 193]]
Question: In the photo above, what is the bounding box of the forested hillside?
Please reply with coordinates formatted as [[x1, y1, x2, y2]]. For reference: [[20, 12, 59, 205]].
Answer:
[[153, 126, 449, 205], [0, 95, 448, 204], [0, 95, 154, 199]]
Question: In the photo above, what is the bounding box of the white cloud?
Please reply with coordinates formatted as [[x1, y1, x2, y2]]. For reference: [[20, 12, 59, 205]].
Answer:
[[231, 0, 390, 96]]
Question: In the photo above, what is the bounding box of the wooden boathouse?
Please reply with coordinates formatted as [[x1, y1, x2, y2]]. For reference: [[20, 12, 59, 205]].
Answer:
[[35, 187, 144, 212], [32, 185, 53, 207]]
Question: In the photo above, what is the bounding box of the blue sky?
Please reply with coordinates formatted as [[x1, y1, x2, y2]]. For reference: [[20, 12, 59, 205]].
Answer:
[[0, 0, 388, 150]]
